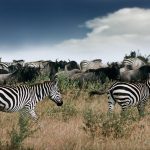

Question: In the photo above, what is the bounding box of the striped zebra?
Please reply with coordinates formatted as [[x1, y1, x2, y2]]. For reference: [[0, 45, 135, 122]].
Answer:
[[123, 57, 145, 70], [0, 78, 63, 120], [0, 62, 10, 73], [108, 79, 150, 116], [25, 61, 44, 69], [80, 59, 107, 72]]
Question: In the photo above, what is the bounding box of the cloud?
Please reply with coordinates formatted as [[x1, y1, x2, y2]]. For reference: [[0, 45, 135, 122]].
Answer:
[[86, 8, 150, 36], [53, 7, 150, 63], [1, 7, 150, 63]]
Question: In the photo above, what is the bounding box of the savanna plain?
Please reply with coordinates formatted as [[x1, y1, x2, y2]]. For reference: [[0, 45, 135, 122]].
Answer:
[[0, 79, 150, 150]]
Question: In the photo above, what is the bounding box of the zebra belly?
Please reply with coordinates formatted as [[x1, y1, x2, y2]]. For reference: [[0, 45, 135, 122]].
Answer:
[[113, 95, 140, 107], [0, 102, 24, 113]]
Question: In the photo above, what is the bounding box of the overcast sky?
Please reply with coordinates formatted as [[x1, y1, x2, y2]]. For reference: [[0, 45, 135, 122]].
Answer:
[[0, 0, 150, 63]]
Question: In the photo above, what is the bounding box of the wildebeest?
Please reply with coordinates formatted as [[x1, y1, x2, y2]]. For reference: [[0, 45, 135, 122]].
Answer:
[[12, 66, 40, 83], [0, 69, 9, 74], [71, 72, 101, 88], [120, 65, 150, 82], [0, 66, 40, 85], [71, 62, 120, 87], [12, 59, 25, 67], [65, 60, 80, 71], [39, 60, 79, 79], [0, 73, 13, 85], [41, 61, 60, 80]]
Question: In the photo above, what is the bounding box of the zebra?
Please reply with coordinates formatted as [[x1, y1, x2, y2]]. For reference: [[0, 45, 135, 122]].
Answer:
[[80, 59, 107, 72], [0, 62, 10, 73], [108, 79, 150, 116], [0, 78, 63, 120], [25, 61, 44, 69], [122, 57, 145, 70]]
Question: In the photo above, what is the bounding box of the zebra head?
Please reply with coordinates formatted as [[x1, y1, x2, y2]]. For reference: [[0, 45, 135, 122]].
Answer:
[[48, 79, 63, 106]]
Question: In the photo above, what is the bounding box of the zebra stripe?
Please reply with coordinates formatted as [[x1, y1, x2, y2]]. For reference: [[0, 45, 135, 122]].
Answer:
[[123, 57, 145, 70], [108, 79, 150, 115], [80, 60, 89, 72], [0, 79, 63, 120], [80, 59, 105, 72], [25, 61, 44, 69], [0, 62, 10, 72]]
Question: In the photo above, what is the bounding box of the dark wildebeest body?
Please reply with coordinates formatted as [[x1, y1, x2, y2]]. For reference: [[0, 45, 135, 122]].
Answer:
[[120, 65, 150, 82], [71, 63, 120, 87], [0, 73, 13, 85], [85, 63, 120, 83], [0, 66, 40, 85], [65, 61, 80, 71]]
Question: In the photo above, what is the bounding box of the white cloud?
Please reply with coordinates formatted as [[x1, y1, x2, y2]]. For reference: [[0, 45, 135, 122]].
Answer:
[[56, 7, 150, 62], [1, 7, 150, 63], [86, 7, 150, 36]]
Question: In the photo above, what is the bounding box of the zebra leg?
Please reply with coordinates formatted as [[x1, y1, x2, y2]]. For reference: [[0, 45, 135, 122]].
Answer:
[[20, 108, 38, 121], [28, 109, 38, 121], [120, 106, 128, 117], [137, 103, 145, 117], [108, 94, 116, 114]]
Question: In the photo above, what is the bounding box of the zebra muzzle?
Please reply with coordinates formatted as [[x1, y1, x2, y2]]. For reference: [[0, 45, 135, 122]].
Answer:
[[56, 100, 63, 106]]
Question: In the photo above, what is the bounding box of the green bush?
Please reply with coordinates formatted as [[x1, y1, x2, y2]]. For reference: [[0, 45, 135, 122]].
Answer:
[[57, 74, 80, 92], [82, 108, 139, 139], [47, 102, 78, 122], [82, 108, 104, 138], [8, 115, 36, 150]]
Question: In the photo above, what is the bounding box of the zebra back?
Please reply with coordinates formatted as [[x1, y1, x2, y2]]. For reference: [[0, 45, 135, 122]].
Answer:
[[123, 58, 145, 70], [108, 79, 150, 114]]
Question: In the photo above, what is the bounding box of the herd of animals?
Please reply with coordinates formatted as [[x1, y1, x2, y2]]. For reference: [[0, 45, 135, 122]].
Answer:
[[0, 51, 150, 120]]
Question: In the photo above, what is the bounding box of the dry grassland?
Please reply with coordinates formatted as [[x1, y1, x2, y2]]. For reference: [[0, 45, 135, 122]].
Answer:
[[0, 89, 150, 150]]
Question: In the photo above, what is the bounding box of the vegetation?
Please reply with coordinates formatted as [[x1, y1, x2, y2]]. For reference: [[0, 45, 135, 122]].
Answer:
[[0, 114, 36, 150], [0, 52, 150, 149]]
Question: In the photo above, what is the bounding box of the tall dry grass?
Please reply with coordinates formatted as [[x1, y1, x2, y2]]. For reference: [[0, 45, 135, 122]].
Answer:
[[0, 86, 150, 149]]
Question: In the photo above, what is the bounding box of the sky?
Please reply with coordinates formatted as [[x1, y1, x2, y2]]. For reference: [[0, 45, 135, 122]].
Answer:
[[0, 0, 150, 63]]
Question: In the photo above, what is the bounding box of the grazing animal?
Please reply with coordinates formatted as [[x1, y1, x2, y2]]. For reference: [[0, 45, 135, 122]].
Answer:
[[86, 62, 120, 83], [122, 57, 145, 70], [65, 61, 80, 71], [0, 62, 10, 73], [55, 60, 68, 71], [12, 59, 25, 67], [71, 62, 120, 88], [0, 78, 63, 120], [0, 73, 13, 85], [80, 59, 107, 72], [71, 72, 101, 88], [120, 65, 150, 82], [8, 66, 40, 84], [108, 79, 150, 116]]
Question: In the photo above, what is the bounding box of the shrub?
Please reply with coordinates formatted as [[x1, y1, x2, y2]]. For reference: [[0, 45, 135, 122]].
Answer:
[[47, 102, 78, 122], [82, 108, 139, 139], [8, 115, 36, 150]]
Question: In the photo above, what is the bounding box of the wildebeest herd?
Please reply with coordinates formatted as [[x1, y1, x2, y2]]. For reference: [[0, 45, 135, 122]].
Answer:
[[0, 51, 150, 85], [0, 51, 150, 119]]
